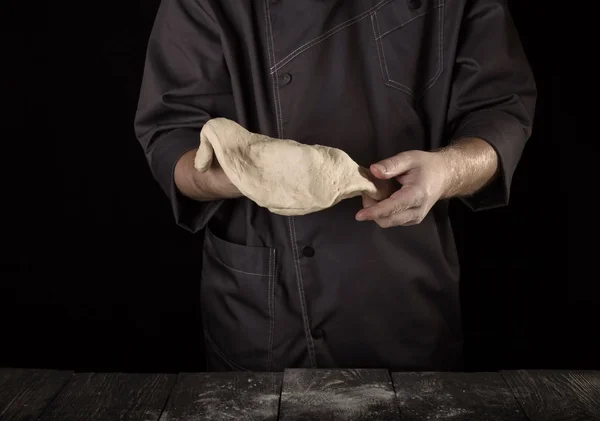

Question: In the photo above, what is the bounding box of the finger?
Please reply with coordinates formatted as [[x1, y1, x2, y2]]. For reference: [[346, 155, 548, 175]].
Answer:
[[370, 152, 416, 179], [363, 179, 398, 202], [362, 193, 378, 209], [375, 209, 425, 228], [356, 186, 424, 221]]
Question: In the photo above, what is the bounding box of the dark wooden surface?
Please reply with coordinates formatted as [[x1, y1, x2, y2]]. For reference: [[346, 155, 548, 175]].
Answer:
[[279, 368, 398, 420], [0, 368, 71, 421], [1, 368, 599, 420], [161, 372, 282, 421], [501, 369, 600, 421], [37, 373, 175, 421], [392, 371, 528, 421]]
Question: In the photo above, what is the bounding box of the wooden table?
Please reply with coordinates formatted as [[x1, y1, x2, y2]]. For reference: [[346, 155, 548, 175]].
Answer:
[[1, 367, 598, 420]]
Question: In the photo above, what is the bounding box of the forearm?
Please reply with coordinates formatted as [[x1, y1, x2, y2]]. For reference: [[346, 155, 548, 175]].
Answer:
[[174, 149, 242, 201], [436, 137, 500, 200]]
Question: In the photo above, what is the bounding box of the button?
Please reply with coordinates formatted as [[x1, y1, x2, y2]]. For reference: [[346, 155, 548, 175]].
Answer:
[[271, 0, 280, 3], [302, 246, 315, 257], [278, 73, 292, 86], [408, 0, 422, 10], [312, 328, 325, 339]]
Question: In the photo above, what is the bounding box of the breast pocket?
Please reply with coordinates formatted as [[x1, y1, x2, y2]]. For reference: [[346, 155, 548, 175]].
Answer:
[[200, 227, 277, 372], [371, 0, 444, 97]]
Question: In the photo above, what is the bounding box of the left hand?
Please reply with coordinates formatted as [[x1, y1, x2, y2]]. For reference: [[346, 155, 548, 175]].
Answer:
[[355, 150, 449, 228]]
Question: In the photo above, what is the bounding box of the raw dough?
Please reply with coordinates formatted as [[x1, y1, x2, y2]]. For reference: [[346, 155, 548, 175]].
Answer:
[[194, 118, 387, 216]]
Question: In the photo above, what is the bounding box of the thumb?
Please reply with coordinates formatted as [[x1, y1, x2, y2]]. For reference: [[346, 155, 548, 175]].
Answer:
[[371, 152, 415, 179]]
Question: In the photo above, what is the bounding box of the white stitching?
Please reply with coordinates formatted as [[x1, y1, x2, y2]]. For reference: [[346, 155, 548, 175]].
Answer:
[[421, 3, 444, 91], [431, 3, 444, 90], [373, 11, 414, 96], [270, 0, 394, 74], [275, 74, 284, 138], [264, 0, 279, 373], [287, 216, 317, 368], [371, 13, 393, 93], [373, 1, 445, 96], [204, 329, 251, 371], [266, 0, 316, 369], [421, 2, 444, 91], [377, 3, 442, 39], [207, 252, 271, 277], [264, 0, 283, 137], [266, 248, 276, 371]]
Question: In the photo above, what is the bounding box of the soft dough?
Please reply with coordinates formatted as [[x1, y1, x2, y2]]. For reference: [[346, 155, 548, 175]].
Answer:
[[194, 118, 387, 216]]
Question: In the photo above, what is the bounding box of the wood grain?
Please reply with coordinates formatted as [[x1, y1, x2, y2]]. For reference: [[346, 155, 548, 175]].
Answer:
[[0, 368, 72, 421], [502, 369, 600, 421], [38, 372, 176, 421], [159, 372, 283, 421], [278, 368, 399, 421], [391, 371, 528, 420]]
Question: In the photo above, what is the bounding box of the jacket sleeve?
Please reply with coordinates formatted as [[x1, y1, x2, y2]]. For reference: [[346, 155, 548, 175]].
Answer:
[[134, 0, 234, 232], [445, 0, 537, 211]]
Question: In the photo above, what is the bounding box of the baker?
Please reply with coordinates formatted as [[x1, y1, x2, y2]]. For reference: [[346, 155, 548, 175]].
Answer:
[[134, 0, 537, 372]]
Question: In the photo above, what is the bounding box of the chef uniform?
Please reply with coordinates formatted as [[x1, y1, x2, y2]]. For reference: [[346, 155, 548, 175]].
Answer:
[[134, 0, 536, 371]]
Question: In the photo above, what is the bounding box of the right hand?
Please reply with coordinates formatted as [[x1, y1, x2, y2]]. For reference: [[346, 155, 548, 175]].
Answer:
[[359, 166, 398, 204]]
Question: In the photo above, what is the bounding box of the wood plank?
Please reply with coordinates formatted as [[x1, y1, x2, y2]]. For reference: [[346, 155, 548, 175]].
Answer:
[[0, 368, 73, 421], [38, 372, 176, 421], [391, 371, 527, 420], [159, 372, 282, 421], [501, 369, 600, 421], [278, 368, 399, 421]]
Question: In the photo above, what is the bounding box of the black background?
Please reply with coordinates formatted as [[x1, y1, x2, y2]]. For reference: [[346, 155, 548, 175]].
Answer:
[[1, 1, 586, 374]]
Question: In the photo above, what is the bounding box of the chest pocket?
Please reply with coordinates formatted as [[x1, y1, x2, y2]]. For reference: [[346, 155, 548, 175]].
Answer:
[[371, 0, 444, 98]]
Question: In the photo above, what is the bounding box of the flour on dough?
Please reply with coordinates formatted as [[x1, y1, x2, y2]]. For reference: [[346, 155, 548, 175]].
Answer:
[[194, 118, 386, 216]]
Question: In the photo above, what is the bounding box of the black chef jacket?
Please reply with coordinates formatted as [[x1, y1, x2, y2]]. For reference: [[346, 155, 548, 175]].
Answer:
[[134, 0, 537, 372]]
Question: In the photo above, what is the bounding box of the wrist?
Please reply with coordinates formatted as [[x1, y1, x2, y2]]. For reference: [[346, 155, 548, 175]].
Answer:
[[434, 137, 500, 199], [175, 148, 202, 198], [207, 166, 244, 199], [436, 151, 457, 200]]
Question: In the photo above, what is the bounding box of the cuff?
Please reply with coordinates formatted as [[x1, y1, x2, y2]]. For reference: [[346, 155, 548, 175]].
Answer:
[[147, 128, 224, 233], [450, 110, 529, 211]]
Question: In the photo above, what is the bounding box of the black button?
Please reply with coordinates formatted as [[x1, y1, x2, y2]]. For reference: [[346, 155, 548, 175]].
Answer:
[[279, 73, 292, 86], [302, 246, 315, 257], [408, 0, 422, 10], [312, 328, 324, 339]]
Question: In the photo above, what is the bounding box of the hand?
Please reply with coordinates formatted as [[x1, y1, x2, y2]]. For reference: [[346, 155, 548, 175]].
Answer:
[[355, 150, 449, 228]]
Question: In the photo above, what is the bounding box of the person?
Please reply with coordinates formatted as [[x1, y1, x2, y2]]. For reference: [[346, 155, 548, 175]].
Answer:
[[134, 0, 536, 372]]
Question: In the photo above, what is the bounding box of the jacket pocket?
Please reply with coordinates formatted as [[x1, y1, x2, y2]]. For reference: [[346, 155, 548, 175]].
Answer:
[[201, 226, 277, 372], [371, 0, 444, 97]]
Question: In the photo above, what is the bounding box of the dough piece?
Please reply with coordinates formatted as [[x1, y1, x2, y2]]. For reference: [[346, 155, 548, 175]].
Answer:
[[194, 118, 387, 216]]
